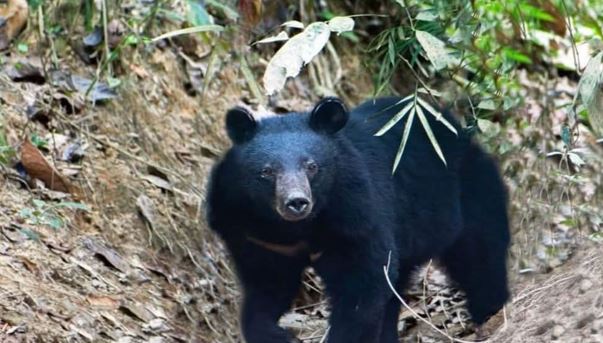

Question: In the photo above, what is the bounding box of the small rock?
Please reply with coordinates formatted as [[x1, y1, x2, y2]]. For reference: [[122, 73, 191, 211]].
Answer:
[[580, 278, 594, 294], [593, 318, 603, 332], [551, 324, 565, 339]]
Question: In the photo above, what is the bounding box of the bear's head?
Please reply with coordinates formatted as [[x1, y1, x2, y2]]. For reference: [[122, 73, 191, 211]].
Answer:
[[224, 98, 348, 223]]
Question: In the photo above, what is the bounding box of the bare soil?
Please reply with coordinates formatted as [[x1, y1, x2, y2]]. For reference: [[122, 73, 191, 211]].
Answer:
[[1, 20, 602, 343]]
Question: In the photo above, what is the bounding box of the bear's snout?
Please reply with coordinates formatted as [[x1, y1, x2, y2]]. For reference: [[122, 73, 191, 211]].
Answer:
[[285, 195, 310, 214], [276, 173, 313, 221]]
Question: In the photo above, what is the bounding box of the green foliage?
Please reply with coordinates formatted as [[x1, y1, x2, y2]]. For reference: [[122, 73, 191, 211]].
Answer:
[[30, 133, 48, 150], [369, 0, 601, 117], [19, 199, 89, 231]]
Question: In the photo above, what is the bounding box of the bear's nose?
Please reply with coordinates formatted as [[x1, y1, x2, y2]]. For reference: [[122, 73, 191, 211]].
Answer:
[[286, 197, 310, 214]]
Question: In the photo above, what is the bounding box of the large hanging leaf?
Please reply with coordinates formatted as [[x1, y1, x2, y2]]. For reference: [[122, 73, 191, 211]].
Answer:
[[578, 51, 603, 137], [263, 22, 331, 95], [415, 30, 458, 71]]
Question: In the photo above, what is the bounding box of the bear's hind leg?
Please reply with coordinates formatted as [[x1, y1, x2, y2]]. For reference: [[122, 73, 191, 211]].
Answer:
[[439, 233, 509, 325]]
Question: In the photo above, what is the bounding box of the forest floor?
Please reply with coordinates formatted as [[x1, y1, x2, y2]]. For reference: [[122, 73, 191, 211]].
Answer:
[[1, 5, 603, 343]]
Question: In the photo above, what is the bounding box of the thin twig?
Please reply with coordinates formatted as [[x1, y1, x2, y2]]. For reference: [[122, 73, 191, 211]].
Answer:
[[384, 253, 485, 343]]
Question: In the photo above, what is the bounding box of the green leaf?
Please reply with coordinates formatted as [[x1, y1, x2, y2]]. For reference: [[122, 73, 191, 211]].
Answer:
[[416, 105, 447, 166], [518, 4, 555, 22], [0, 119, 14, 165], [32, 199, 46, 209], [57, 202, 90, 211], [503, 48, 532, 64], [17, 43, 29, 53], [30, 134, 47, 149], [415, 97, 458, 135], [263, 22, 331, 95], [187, 0, 213, 26], [45, 215, 64, 230], [327, 16, 355, 34], [561, 125, 571, 145], [205, 0, 239, 20], [578, 51, 603, 137], [151, 25, 224, 42], [415, 30, 458, 71], [392, 107, 416, 174], [374, 98, 414, 136], [388, 36, 396, 66], [254, 31, 289, 45], [416, 11, 438, 22], [281, 20, 305, 29], [477, 99, 497, 110], [19, 228, 40, 241], [27, 0, 43, 10], [19, 208, 34, 219], [477, 118, 500, 137]]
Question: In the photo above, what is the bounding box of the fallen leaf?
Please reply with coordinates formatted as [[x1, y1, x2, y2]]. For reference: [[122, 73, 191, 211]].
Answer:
[[83, 237, 130, 273], [141, 174, 173, 192], [0, 0, 28, 50], [50, 70, 117, 103], [119, 301, 152, 322], [4, 57, 45, 84], [82, 26, 103, 47], [137, 195, 156, 228], [86, 295, 121, 310], [20, 140, 72, 193]]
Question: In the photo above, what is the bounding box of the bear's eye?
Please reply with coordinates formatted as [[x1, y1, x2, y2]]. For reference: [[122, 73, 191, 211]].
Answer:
[[260, 166, 275, 179], [306, 161, 319, 175]]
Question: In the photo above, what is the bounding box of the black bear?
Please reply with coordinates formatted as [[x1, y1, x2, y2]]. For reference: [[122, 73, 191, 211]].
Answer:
[[206, 97, 510, 343]]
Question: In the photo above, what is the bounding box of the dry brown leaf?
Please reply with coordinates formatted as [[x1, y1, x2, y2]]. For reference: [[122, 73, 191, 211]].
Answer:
[[86, 295, 121, 310], [0, 0, 28, 50], [83, 238, 130, 273], [18, 255, 39, 275], [119, 302, 152, 322], [20, 140, 71, 193]]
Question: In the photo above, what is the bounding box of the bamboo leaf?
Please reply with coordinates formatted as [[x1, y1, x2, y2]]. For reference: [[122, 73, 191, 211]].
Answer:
[[281, 20, 305, 29], [374, 99, 415, 136], [392, 107, 416, 174], [253, 31, 289, 45], [151, 25, 223, 42], [416, 96, 458, 135], [416, 105, 447, 166]]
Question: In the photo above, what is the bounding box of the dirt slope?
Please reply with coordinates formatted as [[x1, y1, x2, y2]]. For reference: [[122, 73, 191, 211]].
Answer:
[[1, 19, 602, 343]]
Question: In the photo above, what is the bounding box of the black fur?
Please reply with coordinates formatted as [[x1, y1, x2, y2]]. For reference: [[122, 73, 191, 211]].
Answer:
[[206, 97, 510, 343]]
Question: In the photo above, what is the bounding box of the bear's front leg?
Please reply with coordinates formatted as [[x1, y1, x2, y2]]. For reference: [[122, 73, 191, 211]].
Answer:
[[241, 287, 301, 343], [315, 242, 397, 343], [230, 241, 307, 343]]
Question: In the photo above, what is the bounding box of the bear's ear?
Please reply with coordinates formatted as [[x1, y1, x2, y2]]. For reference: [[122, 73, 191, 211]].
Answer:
[[309, 97, 349, 134], [226, 107, 257, 144]]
